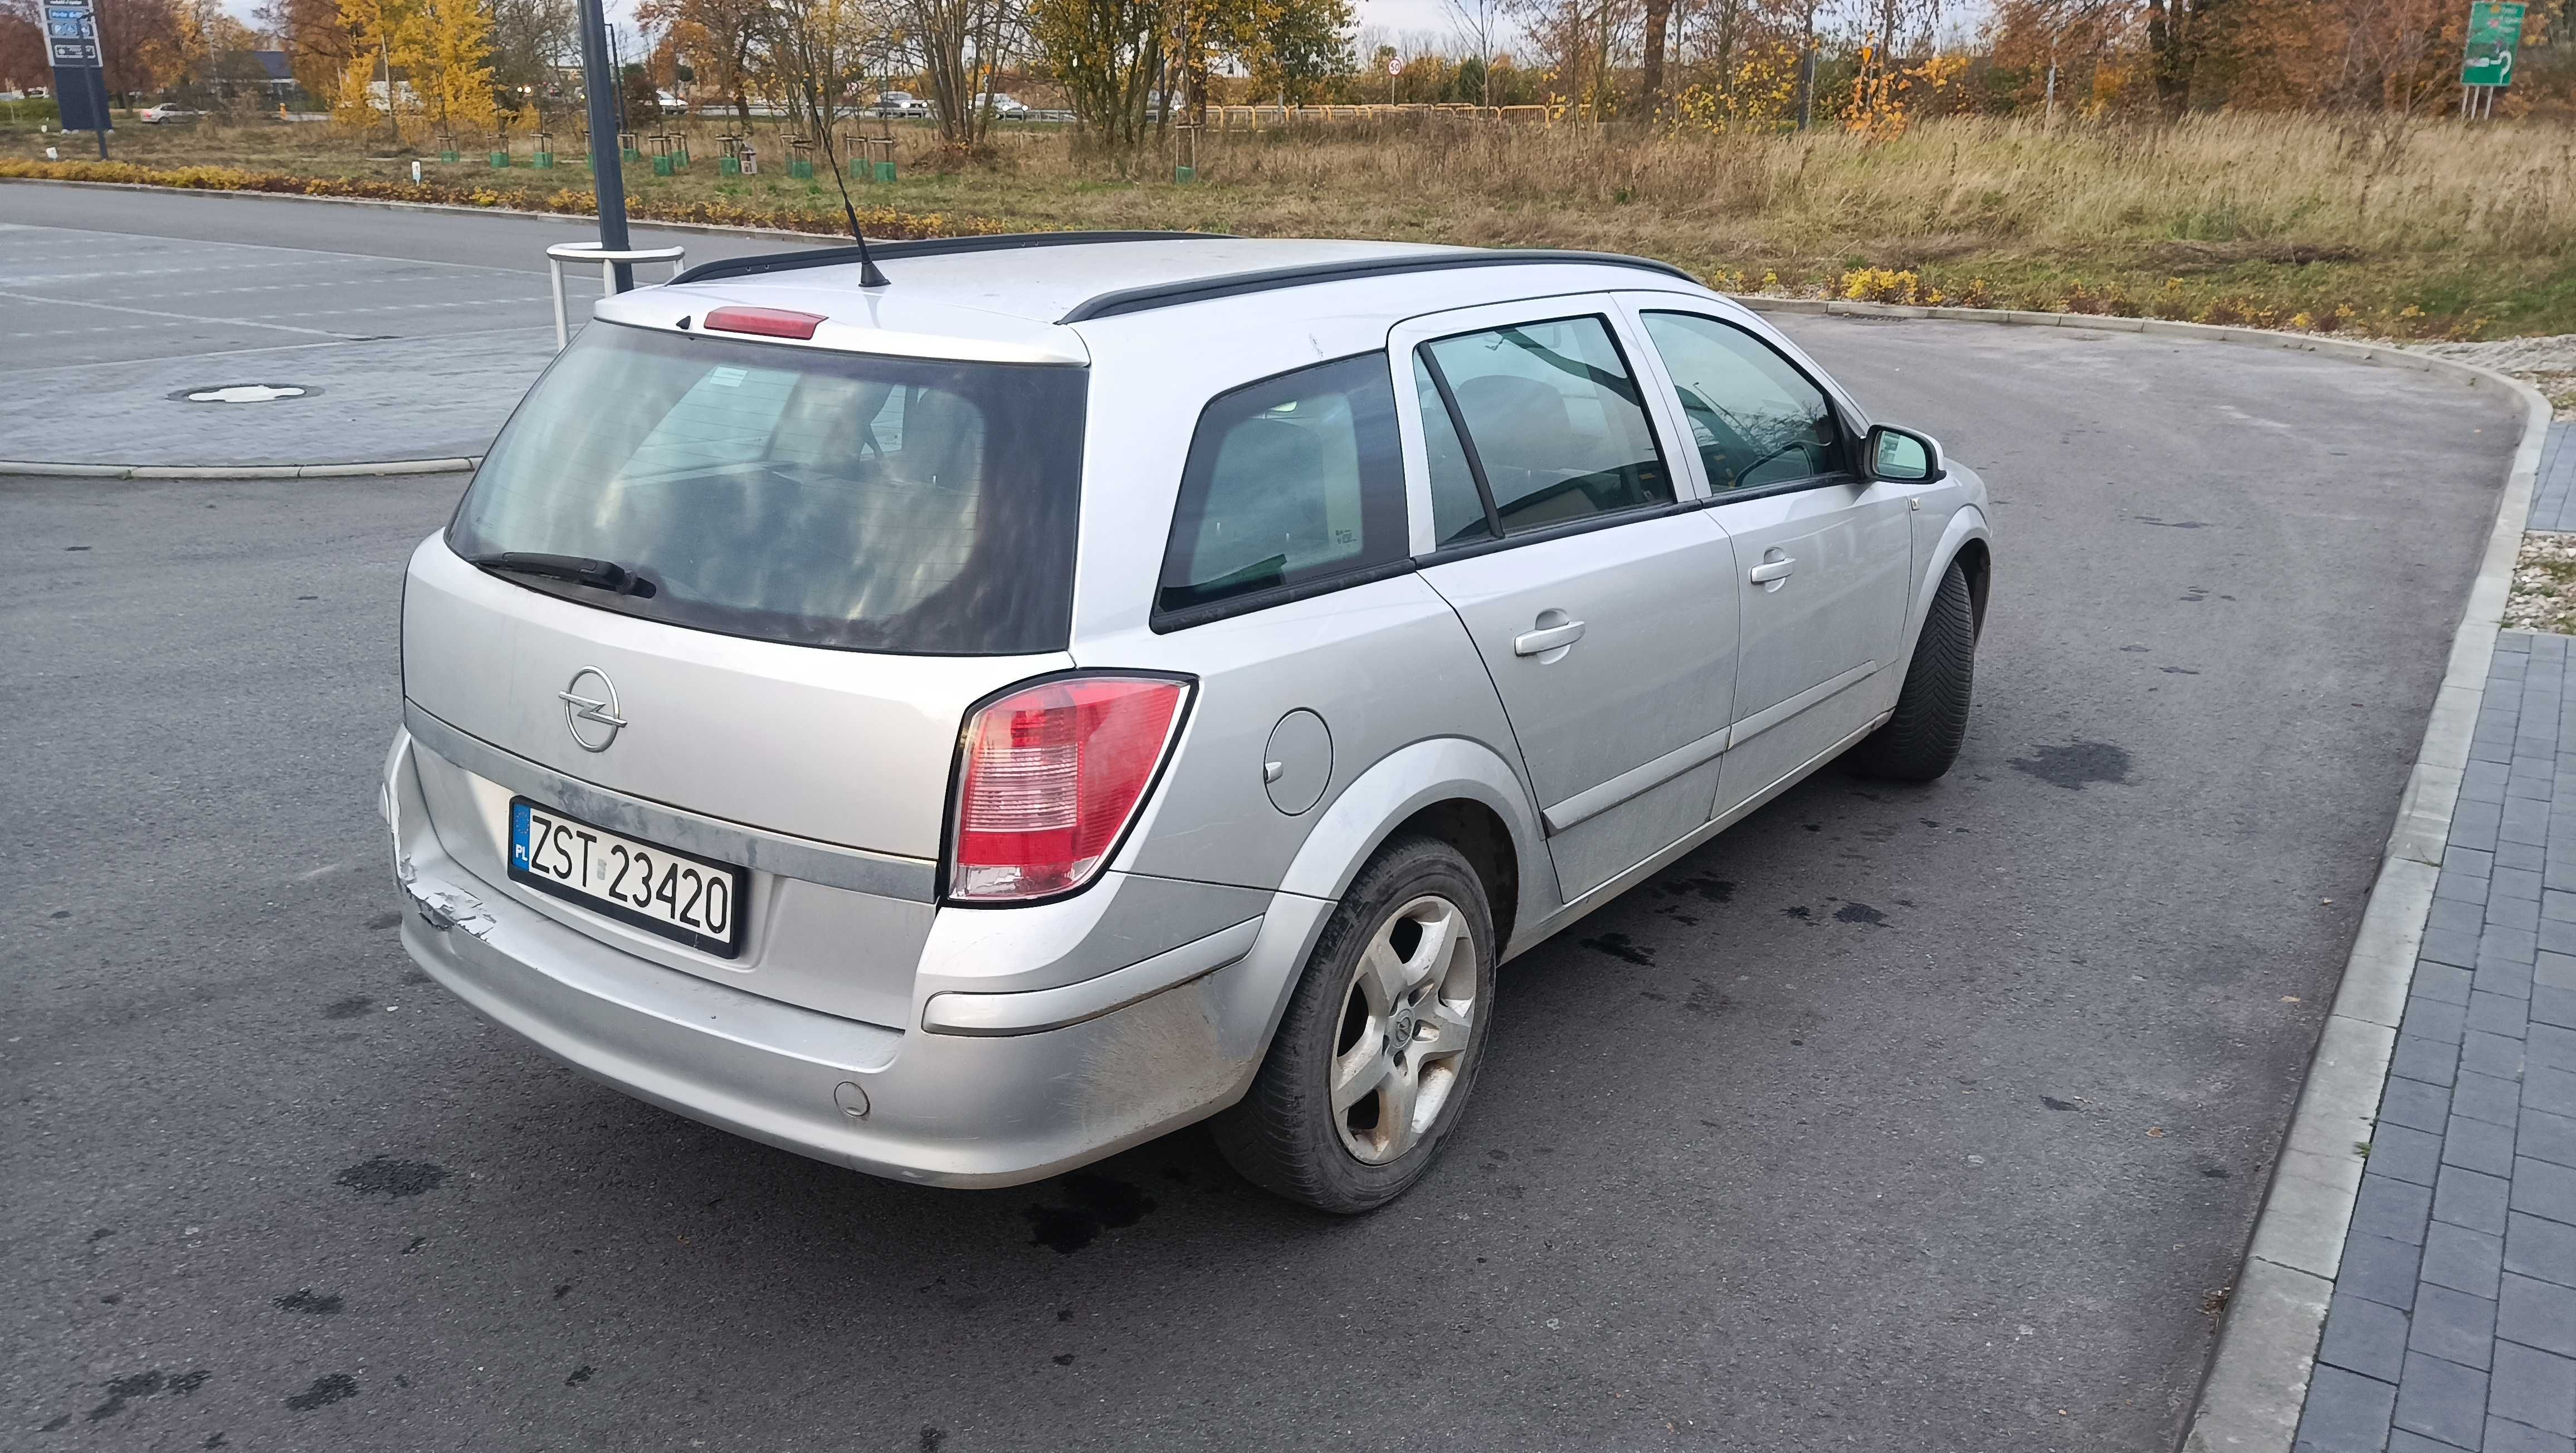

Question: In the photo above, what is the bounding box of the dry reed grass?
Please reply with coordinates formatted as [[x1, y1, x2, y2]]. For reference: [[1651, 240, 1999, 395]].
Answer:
[[989, 114, 2576, 262], [12, 111, 2573, 335]]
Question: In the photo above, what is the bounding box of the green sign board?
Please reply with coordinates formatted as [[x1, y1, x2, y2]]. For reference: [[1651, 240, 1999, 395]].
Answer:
[[2463, 1, 2526, 86]]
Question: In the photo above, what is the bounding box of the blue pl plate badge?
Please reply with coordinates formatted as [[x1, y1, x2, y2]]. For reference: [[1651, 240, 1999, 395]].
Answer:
[[510, 802, 532, 870]]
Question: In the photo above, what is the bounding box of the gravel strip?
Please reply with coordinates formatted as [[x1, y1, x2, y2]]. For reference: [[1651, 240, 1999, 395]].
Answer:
[[2504, 530, 2576, 635]]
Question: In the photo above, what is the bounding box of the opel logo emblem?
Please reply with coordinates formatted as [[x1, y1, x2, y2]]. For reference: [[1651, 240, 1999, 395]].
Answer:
[[558, 667, 626, 752]]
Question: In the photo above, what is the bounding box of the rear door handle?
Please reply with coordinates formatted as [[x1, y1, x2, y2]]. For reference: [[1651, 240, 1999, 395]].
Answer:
[[1513, 619, 1587, 656], [1749, 556, 1797, 583]]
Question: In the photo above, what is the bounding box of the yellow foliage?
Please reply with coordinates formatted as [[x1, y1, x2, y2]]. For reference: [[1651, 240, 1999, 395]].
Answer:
[[1844, 48, 1969, 143], [1839, 267, 1925, 304], [1667, 42, 1803, 136]]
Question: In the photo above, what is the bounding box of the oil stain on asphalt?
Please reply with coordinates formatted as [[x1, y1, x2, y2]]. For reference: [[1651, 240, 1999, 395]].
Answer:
[[283, 1373, 357, 1412], [2009, 740, 2135, 791], [334, 1157, 448, 1198], [1579, 932, 1655, 966], [1023, 1173, 1156, 1254], [86, 1368, 209, 1421]]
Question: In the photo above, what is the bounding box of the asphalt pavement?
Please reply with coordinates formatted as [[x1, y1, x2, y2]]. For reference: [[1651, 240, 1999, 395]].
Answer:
[[0, 185, 821, 465], [0, 204, 2531, 1451]]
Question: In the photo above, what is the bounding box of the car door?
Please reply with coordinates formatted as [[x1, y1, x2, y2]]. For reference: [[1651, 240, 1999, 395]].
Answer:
[[1395, 298, 1741, 905], [1621, 300, 1918, 817]]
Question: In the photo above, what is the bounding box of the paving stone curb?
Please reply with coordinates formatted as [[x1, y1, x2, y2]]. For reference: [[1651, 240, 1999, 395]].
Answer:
[[1736, 301, 2551, 1453], [0, 174, 838, 242], [0, 456, 481, 479]]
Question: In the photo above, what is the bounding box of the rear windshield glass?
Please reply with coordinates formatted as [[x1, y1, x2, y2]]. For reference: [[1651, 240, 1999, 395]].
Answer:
[[448, 324, 1086, 655]]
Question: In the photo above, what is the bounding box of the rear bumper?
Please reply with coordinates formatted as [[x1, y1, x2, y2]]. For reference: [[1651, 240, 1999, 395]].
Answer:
[[387, 732, 1331, 1188]]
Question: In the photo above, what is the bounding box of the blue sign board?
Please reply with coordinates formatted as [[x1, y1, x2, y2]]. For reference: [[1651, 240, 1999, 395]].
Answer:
[[46, 0, 113, 138]]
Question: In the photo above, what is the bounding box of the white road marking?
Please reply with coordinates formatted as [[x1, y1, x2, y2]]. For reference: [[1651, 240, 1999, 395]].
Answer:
[[0, 287, 364, 339], [0, 322, 560, 372]]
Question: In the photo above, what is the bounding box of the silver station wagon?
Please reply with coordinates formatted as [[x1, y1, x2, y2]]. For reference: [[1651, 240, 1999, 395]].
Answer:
[[386, 235, 1992, 1212]]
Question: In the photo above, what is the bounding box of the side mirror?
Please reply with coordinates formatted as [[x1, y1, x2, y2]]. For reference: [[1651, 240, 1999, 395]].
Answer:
[[1866, 424, 1946, 484]]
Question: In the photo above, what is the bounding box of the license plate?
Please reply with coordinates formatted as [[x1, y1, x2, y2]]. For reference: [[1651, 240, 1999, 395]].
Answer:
[[508, 798, 744, 958]]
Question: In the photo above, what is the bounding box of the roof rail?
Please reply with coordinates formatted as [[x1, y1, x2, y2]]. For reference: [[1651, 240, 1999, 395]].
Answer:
[[1055, 249, 1700, 324], [669, 231, 1230, 287]]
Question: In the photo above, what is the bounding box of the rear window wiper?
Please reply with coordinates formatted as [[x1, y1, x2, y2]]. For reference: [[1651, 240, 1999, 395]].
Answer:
[[465, 552, 658, 598]]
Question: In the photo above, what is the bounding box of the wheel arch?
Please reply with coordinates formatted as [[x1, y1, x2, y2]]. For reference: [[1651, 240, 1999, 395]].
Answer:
[[1951, 534, 1991, 636], [1910, 504, 1992, 650], [1274, 737, 1548, 959]]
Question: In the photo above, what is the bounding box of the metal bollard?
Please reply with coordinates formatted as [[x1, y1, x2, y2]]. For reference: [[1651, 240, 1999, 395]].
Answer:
[[546, 241, 687, 350]]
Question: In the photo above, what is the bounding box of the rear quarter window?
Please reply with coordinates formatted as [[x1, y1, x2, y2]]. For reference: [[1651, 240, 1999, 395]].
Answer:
[[1154, 354, 1410, 626]]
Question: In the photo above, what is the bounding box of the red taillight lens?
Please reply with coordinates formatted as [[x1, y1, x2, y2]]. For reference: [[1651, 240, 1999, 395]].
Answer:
[[702, 305, 824, 340], [949, 675, 1191, 902]]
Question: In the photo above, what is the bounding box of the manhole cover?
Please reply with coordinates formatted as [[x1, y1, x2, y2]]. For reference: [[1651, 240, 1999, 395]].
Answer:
[[173, 384, 317, 404]]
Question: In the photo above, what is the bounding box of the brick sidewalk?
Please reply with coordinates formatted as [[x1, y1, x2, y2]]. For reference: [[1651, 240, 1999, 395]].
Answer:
[[2529, 425, 2576, 534], [2294, 597, 2576, 1445]]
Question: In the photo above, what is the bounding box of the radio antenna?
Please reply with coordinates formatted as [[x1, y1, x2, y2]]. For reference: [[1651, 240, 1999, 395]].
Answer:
[[814, 118, 889, 288]]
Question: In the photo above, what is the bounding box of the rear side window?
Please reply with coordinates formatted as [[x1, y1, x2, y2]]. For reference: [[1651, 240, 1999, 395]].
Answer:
[[1638, 311, 1843, 491], [1417, 315, 1672, 536], [1411, 356, 1496, 548], [450, 324, 1085, 655], [1155, 354, 1409, 621]]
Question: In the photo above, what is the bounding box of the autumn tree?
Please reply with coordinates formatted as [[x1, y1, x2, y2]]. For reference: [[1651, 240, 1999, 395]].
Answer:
[[896, 0, 1026, 143], [1219, 0, 1353, 105], [1990, 0, 2486, 113], [333, 0, 400, 130], [765, 0, 898, 136], [93, 0, 192, 100], [486, 0, 577, 113], [0, 0, 47, 95], [397, 0, 499, 130], [1439, 0, 1502, 101], [259, 0, 359, 100], [1029, 0, 1162, 145], [637, 0, 765, 121]]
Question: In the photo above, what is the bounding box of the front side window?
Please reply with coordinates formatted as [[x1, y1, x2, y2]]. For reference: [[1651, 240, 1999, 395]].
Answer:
[[1639, 311, 1842, 493], [450, 324, 1086, 655], [1156, 354, 1409, 620], [1416, 315, 1672, 537]]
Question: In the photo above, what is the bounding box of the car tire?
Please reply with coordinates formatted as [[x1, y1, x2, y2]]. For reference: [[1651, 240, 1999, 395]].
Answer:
[[1212, 835, 1496, 1215], [1848, 558, 1975, 782]]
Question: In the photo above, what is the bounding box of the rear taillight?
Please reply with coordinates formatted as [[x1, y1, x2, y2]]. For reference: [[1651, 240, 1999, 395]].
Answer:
[[948, 675, 1191, 903]]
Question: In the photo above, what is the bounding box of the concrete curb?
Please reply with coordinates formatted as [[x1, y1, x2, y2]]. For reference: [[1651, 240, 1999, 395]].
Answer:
[[0, 456, 481, 479], [1739, 300, 2553, 1453], [0, 174, 874, 243]]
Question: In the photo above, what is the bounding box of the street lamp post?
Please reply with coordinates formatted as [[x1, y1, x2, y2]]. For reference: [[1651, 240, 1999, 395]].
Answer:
[[577, 0, 635, 292]]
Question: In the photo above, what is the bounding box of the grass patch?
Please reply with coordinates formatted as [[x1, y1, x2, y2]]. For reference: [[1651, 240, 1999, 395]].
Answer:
[[8, 112, 2573, 338]]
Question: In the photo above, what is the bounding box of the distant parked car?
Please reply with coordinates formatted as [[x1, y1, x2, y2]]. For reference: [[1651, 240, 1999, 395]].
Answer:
[[655, 91, 689, 115], [972, 92, 1029, 117], [136, 105, 199, 124], [873, 91, 929, 118]]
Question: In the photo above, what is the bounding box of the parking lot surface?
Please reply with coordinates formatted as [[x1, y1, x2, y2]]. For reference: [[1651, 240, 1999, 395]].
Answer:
[[0, 292, 2524, 1449], [0, 186, 816, 465]]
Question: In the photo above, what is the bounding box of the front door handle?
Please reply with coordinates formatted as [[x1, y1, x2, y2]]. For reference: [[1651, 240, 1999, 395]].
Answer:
[[1513, 617, 1587, 656], [1749, 555, 1797, 584]]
